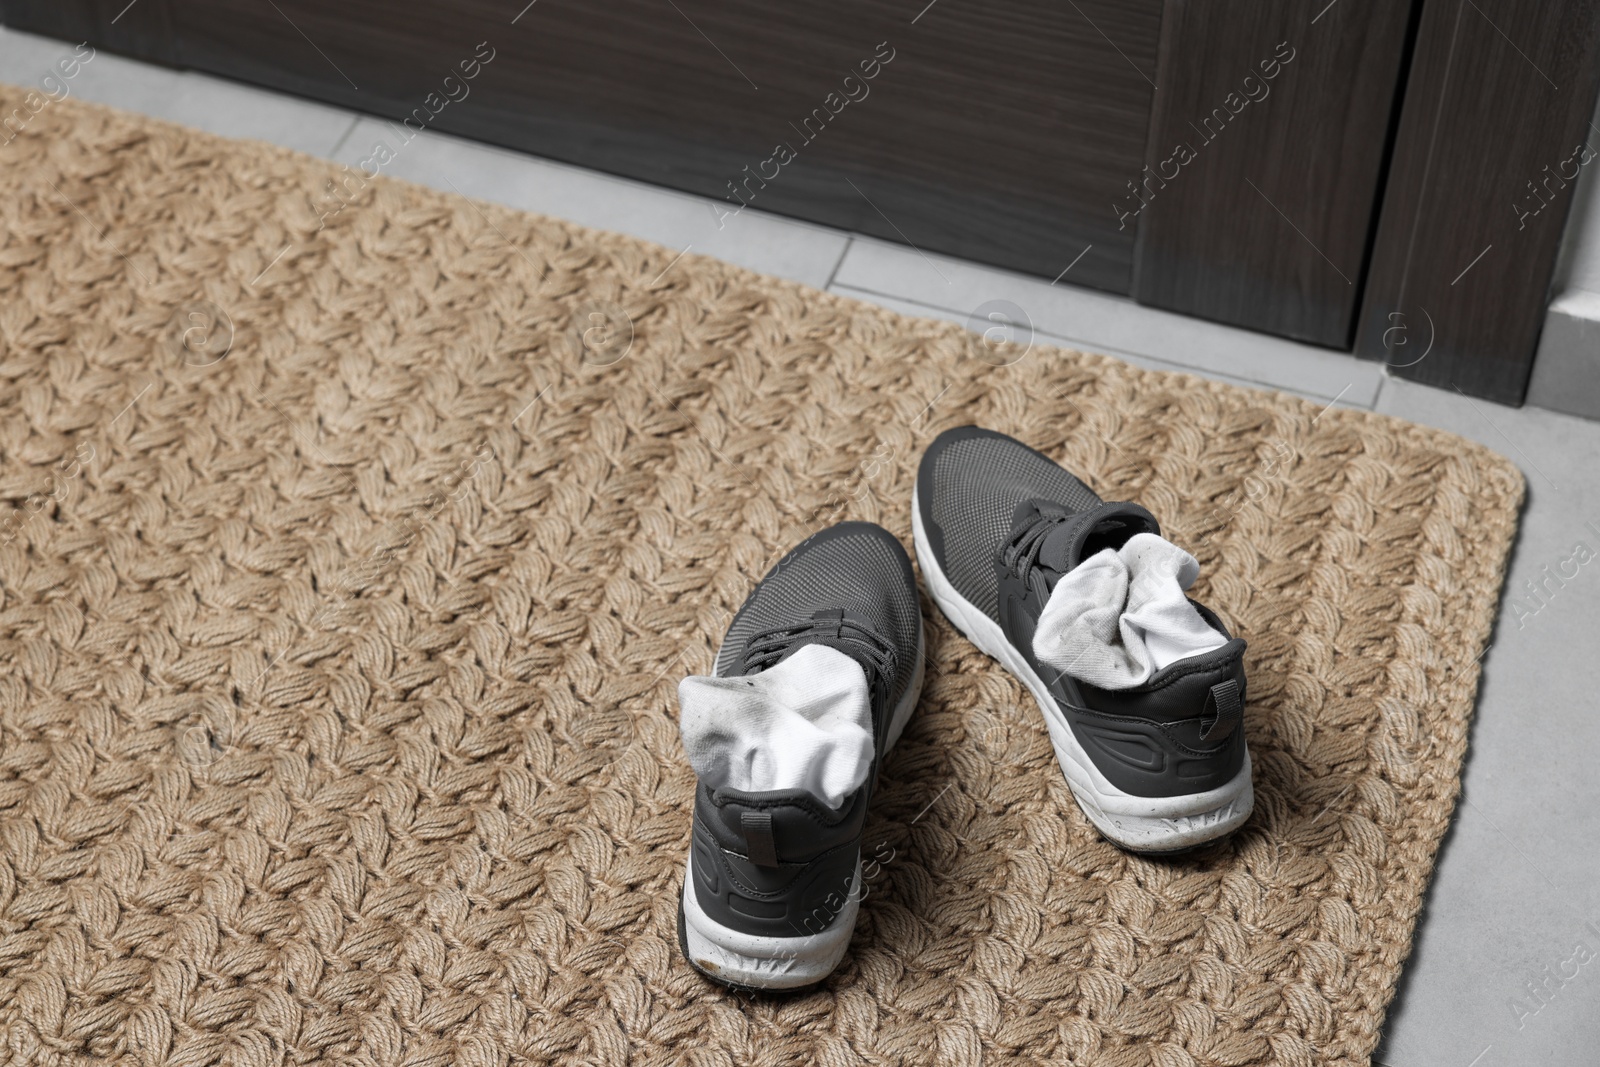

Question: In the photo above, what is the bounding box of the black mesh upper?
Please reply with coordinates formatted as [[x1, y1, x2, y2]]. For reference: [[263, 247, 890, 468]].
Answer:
[[917, 427, 1101, 622], [714, 522, 922, 711]]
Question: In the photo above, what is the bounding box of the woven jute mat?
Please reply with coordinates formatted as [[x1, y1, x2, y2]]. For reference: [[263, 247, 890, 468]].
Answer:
[[0, 87, 1523, 1067]]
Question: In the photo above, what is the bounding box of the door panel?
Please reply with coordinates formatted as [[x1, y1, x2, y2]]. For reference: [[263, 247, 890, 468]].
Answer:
[[2, 0, 177, 65], [159, 0, 1164, 293], [1354, 0, 1600, 404], [1133, 0, 1419, 348]]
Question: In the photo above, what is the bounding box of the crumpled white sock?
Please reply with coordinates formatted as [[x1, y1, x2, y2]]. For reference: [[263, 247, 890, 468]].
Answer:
[[678, 643, 873, 808], [1032, 532, 1227, 689]]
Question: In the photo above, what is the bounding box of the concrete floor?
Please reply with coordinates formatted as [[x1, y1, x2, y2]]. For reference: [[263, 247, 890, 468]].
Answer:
[[2, 26, 1597, 1066]]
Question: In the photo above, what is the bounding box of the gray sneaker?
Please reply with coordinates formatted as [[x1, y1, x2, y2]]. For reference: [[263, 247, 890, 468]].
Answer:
[[913, 426, 1252, 852], [677, 522, 924, 990]]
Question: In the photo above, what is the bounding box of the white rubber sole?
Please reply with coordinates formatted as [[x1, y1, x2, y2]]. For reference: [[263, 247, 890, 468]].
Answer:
[[681, 860, 862, 990], [911, 487, 1252, 853], [682, 620, 926, 989]]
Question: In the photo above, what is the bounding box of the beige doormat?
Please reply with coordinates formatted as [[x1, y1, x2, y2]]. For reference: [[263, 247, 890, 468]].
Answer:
[[0, 88, 1522, 1067]]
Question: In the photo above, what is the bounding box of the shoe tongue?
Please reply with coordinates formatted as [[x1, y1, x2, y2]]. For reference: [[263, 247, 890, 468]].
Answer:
[[1021, 500, 1162, 573]]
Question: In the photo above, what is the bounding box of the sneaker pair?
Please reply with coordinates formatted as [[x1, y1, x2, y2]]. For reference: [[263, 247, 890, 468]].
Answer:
[[676, 427, 1253, 991]]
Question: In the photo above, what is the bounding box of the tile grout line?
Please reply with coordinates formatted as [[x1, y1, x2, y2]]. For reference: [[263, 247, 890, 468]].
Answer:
[[325, 115, 362, 159], [823, 237, 853, 291]]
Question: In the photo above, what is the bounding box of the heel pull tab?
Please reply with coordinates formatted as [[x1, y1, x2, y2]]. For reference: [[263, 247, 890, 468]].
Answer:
[[740, 811, 779, 867], [1200, 679, 1242, 742]]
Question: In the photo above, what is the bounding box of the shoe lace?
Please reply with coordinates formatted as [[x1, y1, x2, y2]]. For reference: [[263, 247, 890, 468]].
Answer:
[[999, 511, 1065, 588], [740, 613, 898, 709]]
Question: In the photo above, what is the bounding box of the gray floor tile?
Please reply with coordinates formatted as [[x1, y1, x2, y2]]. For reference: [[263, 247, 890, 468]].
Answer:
[[162, 71, 357, 157], [331, 118, 850, 289], [1, 28, 354, 158], [3, 29, 183, 117], [831, 284, 1364, 407], [834, 236, 1383, 407], [0, 24, 65, 82], [1374, 377, 1600, 1067]]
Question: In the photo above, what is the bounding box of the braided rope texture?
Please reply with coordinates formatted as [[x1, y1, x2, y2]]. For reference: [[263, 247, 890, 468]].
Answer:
[[0, 87, 1523, 1067]]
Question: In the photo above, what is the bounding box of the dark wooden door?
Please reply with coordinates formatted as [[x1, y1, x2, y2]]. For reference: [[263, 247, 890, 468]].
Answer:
[[1132, 0, 1420, 347], [7, 0, 1165, 295], [5, 0, 1597, 401], [0, 0, 1400, 311], [1355, 0, 1600, 404]]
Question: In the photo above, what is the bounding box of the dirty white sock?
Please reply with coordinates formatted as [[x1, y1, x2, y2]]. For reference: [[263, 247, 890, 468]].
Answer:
[[1033, 532, 1227, 689], [678, 643, 873, 808]]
